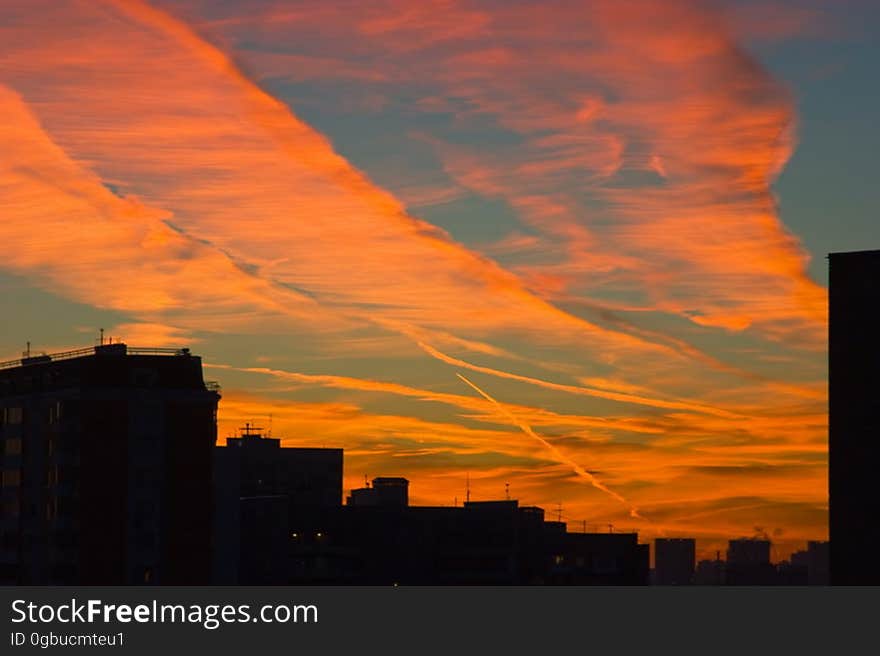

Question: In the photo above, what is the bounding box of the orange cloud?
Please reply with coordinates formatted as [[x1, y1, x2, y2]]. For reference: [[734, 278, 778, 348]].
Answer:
[[194, 0, 827, 347], [0, 85, 326, 332], [0, 0, 712, 366]]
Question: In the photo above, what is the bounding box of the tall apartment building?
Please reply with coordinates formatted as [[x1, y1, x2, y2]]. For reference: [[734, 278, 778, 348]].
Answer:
[[829, 249, 880, 584], [0, 343, 220, 584]]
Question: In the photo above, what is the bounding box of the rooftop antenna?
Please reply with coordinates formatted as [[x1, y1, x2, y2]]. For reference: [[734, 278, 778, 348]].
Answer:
[[99, 328, 104, 346], [239, 422, 264, 438], [25, 341, 31, 358], [364, 474, 369, 488], [556, 502, 563, 523], [505, 482, 510, 500], [466, 473, 471, 503], [582, 520, 587, 533], [268, 413, 274, 438], [608, 523, 614, 533]]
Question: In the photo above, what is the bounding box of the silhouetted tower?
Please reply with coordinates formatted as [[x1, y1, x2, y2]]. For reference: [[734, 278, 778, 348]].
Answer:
[[0, 343, 220, 585], [829, 249, 880, 584]]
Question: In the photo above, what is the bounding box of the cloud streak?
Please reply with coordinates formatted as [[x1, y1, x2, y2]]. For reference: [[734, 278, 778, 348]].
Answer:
[[455, 372, 643, 518]]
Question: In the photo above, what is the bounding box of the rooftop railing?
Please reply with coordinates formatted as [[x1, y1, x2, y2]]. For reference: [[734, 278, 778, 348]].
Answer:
[[0, 344, 194, 371]]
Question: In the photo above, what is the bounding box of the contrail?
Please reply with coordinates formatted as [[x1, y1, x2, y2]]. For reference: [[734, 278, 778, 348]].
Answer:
[[455, 372, 644, 520], [422, 342, 739, 418]]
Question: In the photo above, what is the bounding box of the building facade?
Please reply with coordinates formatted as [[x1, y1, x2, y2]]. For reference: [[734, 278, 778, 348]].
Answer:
[[212, 427, 343, 584], [725, 538, 776, 585], [0, 343, 219, 585], [654, 538, 696, 585], [829, 249, 880, 584]]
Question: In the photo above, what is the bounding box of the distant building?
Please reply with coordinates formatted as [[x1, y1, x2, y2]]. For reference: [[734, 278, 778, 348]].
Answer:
[[777, 541, 829, 585], [654, 538, 695, 585], [789, 549, 810, 572], [287, 498, 557, 585], [776, 561, 808, 585], [347, 477, 409, 507], [548, 531, 649, 586], [215, 424, 342, 506], [0, 343, 219, 584], [212, 425, 342, 584], [725, 538, 776, 585], [828, 249, 880, 585], [286, 486, 650, 586], [727, 538, 771, 565], [806, 540, 830, 585], [694, 554, 725, 586]]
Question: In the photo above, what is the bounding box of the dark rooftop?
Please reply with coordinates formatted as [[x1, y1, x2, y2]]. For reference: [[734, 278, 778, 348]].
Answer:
[[0, 343, 220, 394], [0, 343, 195, 371]]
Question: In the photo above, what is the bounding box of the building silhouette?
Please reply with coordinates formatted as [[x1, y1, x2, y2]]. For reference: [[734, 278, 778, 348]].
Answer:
[[212, 424, 342, 584], [805, 540, 830, 585], [782, 539, 829, 585], [693, 553, 725, 586], [547, 529, 649, 586], [654, 538, 695, 585], [251, 470, 650, 585], [286, 497, 561, 585], [0, 343, 219, 584], [829, 249, 880, 585], [775, 558, 808, 585], [347, 477, 409, 507], [725, 538, 776, 585]]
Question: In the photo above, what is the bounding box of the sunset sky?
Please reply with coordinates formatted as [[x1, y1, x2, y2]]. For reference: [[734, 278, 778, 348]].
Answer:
[[2, 0, 878, 561]]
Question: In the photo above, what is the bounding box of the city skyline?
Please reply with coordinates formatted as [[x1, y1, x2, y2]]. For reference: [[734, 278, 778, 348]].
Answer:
[[2, 0, 876, 561], [0, 340, 829, 585]]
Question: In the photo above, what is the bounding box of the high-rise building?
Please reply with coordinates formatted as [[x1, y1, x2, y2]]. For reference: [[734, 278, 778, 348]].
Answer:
[[654, 538, 695, 585], [829, 249, 880, 585], [0, 343, 220, 584]]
